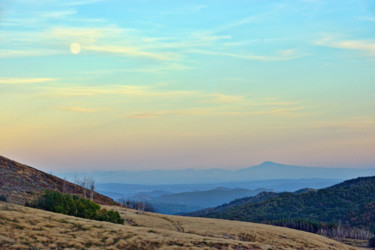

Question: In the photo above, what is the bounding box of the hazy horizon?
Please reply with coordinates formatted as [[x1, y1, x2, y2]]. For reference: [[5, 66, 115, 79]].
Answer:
[[1, 0, 374, 172]]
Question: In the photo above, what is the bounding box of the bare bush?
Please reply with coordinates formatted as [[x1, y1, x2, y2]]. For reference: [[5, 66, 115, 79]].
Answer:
[[72, 176, 95, 199], [118, 199, 155, 213]]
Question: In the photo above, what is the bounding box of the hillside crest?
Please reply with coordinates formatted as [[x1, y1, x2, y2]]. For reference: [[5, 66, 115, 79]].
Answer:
[[0, 155, 117, 205]]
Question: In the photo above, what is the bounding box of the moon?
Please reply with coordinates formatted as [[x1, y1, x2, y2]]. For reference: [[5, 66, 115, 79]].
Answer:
[[70, 43, 81, 54]]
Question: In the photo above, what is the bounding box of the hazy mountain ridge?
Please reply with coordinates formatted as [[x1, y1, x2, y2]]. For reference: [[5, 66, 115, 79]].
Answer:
[[95, 178, 343, 203], [59, 161, 375, 185], [131, 187, 269, 214]]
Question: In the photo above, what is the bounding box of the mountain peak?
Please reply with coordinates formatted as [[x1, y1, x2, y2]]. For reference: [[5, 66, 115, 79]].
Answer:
[[258, 161, 282, 167]]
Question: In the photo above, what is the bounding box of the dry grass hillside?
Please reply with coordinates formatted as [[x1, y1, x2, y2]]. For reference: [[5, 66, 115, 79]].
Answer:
[[0, 155, 117, 205], [0, 201, 358, 249]]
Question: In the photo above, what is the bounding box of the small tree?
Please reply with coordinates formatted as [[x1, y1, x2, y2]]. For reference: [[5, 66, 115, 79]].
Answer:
[[73, 175, 80, 193], [136, 201, 145, 214], [62, 177, 67, 194], [88, 176, 95, 201], [81, 176, 89, 198], [72, 176, 95, 199], [118, 196, 127, 208]]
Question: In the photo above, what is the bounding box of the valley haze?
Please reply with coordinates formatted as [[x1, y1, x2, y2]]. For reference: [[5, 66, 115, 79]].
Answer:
[[57, 161, 375, 185]]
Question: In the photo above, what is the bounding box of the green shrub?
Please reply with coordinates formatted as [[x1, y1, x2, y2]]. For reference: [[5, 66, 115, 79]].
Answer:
[[0, 195, 7, 202], [369, 237, 375, 248], [31, 190, 123, 224], [95, 208, 124, 224]]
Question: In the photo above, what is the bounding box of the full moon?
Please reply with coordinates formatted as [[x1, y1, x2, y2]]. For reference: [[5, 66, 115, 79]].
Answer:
[[70, 43, 81, 54]]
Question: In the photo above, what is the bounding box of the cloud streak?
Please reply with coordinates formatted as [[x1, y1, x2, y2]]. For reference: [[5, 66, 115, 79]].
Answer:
[[190, 48, 309, 61], [60, 107, 99, 113], [85, 45, 175, 61], [0, 77, 57, 84], [317, 36, 375, 56], [125, 108, 241, 119]]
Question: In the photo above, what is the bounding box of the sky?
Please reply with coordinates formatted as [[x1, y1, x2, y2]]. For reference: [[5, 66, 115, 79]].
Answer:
[[0, 0, 374, 172]]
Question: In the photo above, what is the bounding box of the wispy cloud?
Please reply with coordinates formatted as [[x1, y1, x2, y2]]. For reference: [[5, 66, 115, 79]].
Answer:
[[125, 108, 241, 119], [60, 107, 99, 113], [43, 84, 300, 111], [316, 36, 375, 55], [250, 107, 305, 116], [9, 0, 104, 6], [125, 105, 305, 119], [85, 45, 175, 61], [0, 77, 57, 84], [0, 49, 62, 58], [39, 10, 77, 19], [45, 85, 197, 98], [190, 48, 309, 61], [206, 93, 244, 103], [214, 12, 271, 33], [1, 26, 180, 61], [62, 0, 104, 6], [126, 113, 160, 119]]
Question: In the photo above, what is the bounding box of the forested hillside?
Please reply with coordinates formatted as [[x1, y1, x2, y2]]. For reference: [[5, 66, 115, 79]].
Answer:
[[196, 177, 375, 239]]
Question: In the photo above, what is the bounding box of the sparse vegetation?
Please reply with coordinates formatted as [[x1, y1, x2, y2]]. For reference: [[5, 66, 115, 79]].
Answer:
[[29, 190, 123, 224]]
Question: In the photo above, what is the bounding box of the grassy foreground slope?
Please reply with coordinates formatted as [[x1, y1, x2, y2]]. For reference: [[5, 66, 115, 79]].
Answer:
[[0, 201, 356, 249]]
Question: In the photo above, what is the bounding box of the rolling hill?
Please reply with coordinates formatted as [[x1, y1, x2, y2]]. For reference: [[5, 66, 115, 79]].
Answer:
[[0, 155, 117, 205], [192, 177, 375, 238], [187, 188, 317, 217]]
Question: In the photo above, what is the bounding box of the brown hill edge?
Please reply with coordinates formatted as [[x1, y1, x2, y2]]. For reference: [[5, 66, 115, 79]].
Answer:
[[0, 155, 118, 206]]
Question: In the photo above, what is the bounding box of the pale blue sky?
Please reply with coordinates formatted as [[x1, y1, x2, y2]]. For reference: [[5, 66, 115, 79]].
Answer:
[[0, 0, 374, 171]]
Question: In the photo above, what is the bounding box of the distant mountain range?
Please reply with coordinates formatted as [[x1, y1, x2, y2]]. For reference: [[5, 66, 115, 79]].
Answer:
[[95, 178, 342, 200], [188, 177, 375, 237], [129, 187, 268, 214], [58, 161, 375, 185]]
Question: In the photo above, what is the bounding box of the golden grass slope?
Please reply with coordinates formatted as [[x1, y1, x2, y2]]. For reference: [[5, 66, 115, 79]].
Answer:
[[0, 201, 358, 249]]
